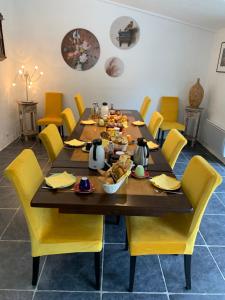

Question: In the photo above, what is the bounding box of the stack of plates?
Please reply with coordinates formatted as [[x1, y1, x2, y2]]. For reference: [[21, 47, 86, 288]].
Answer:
[[80, 120, 96, 125], [147, 141, 159, 150], [64, 139, 85, 147], [150, 174, 181, 191], [45, 172, 76, 189], [132, 121, 145, 126]]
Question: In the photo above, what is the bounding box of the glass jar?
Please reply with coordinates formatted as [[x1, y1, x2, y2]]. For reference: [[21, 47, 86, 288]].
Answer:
[[101, 102, 109, 118]]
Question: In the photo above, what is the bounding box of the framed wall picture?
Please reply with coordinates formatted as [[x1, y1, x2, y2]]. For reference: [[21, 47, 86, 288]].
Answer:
[[61, 28, 100, 71], [0, 13, 6, 61], [105, 57, 124, 77], [216, 42, 225, 73], [110, 16, 140, 50]]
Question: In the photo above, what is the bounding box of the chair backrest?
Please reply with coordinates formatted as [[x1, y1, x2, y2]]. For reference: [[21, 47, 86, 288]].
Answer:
[[160, 96, 179, 122], [162, 129, 187, 169], [182, 155, 222, 238], [74, 93, 85, 117], [148, 111, 164, 139], [39, 124, 63, 162], [45, 92, 63, 117], [140, 96, 151, 120], [61, 108, 76, 136], [4, 149, 55, 243]]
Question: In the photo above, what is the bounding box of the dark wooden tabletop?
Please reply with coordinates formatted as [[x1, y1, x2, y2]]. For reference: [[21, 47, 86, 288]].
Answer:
[[31, 108, 193, 216]]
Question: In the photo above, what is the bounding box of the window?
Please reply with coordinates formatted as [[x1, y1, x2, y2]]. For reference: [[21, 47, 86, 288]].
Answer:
[[0, 13, 6, 61]]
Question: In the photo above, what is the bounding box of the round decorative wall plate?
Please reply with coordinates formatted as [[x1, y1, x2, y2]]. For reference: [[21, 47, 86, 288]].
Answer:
[[61, 28, 100, 71], [110, 16, 140, 49], [105, 57, 124, 77]]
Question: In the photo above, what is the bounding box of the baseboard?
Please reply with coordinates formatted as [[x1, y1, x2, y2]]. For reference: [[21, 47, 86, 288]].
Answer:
[[199, 140, 225, 165]]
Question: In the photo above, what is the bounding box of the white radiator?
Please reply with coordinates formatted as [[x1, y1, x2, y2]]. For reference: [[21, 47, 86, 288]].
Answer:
[[202, 119, 225, 158]]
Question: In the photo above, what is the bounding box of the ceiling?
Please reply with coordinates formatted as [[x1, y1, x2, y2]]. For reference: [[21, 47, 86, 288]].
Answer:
[[105, 0, 225, 31]]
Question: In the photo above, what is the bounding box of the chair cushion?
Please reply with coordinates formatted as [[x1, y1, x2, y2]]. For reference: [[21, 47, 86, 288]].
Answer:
[[160, 121, 185, 131], [37, 117, 63, 126], [33, 214, 103, 257], [126, 213, 193, 256]]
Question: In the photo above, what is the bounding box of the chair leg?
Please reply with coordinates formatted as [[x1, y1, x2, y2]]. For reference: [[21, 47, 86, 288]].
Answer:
[[32, 256, 40, 286], [184, 255, 192, 290], [160, 130, 165, 147], [115, 216, 120, 225], [157, 129, 161, 142], [38, 125, 41, 133], [125, 231, 128, 251], [129, 256, 136, 292], [61, 126, 64, 138], [95, 252, 102, 290]]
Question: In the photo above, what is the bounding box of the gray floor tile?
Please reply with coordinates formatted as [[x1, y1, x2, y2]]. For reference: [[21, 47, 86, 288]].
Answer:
[[210, 163, 225, 176], [0, 290, 33, 300], [103, 293, 168, 300], [0, 187, 20, 208], [173, 163, 187, 176], [103, 244, 165, 292], [169, 295, 225, 300], [195, 232, 205, 246], [215, 178, 225, 193], [0, 209, 16, 236], [200, 215, 225, 245], [209, 247, 225, 278], [205, 194, 225, 214], [2, 208, 30, 241], [34, 291, 100, 300], [38, 253, 98, 291], [0, 174, 11, 186], [160, 247, 225, 293], [0, 241, 34, 289], [216, 193, 225, 206], [176, 153, 188, 163]]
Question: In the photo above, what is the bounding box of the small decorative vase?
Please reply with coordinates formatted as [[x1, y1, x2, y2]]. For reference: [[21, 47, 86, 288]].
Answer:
[[189, 78, 204, 108]]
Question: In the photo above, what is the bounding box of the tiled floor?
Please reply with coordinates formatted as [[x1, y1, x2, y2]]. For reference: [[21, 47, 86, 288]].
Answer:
[[0, 139, 225, 300]]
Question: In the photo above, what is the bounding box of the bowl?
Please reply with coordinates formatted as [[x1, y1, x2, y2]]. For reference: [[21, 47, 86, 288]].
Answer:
[[113, 142, 128, 152], [102, 172, 130, 194]]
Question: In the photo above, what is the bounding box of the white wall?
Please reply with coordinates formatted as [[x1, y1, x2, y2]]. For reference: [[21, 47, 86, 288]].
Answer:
[[199, 28, 225, 162], [0, 0, 214, 150]]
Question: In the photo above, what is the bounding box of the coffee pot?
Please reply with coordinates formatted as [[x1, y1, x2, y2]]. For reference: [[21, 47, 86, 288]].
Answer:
[[88, 139, 105, 169], [133, 137, 149, 166]]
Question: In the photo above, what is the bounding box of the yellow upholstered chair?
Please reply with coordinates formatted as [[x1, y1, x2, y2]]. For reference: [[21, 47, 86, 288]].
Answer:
[[61, 108, 76, 136], [126, 155, 222, 291], [148, 111, 164, 139], [39, 124, 63, 162], [4, 149, 103, 288], [74, 93, 85, 117], [159, 96, 185, 144], [162, 129, 187, 169], [140, 96, 151, 120], [37, 92, 64, 136]]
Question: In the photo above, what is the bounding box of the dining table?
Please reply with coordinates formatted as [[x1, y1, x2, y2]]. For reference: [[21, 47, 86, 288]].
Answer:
[[31, 108, 193, 217]]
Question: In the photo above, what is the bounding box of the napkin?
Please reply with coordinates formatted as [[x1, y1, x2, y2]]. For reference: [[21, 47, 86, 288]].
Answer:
[[147, 141, 159, 150], [45, 172, 76, 189], [150, 174, 181, 191], [132, 121, 145, 126], [80, 120, 96, 125], [64, 139, 85, 147]]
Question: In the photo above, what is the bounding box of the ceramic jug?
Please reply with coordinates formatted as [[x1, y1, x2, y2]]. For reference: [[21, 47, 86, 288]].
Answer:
[[133, 137, 149, 166], [88, 139, 105, 169]]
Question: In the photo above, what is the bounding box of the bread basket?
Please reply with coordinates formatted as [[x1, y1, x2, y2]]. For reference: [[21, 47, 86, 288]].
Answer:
[[102, 171, 131, 194]]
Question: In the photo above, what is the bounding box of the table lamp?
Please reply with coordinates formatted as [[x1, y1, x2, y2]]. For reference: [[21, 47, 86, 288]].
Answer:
[[12, 65, 44, 103]]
